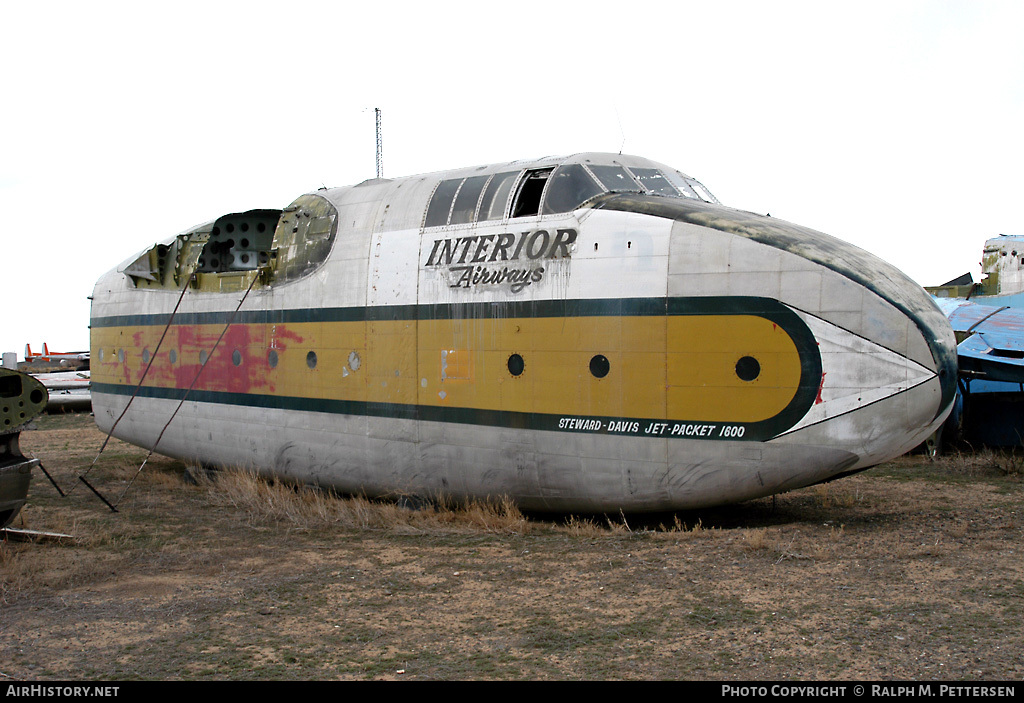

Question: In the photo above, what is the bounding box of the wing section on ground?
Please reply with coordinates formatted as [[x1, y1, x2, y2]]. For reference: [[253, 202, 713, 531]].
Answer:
[[934, 298, 1024, 384]]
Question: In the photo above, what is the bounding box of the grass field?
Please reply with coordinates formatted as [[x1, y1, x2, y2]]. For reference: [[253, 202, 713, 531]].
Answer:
[[1, 412, 1022, 680]]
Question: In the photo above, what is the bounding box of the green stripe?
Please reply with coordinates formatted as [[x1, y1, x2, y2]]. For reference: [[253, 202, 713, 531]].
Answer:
[[92, 381, 793, 442], [94, 295, 789, 328], [91, 295, 822, 440]]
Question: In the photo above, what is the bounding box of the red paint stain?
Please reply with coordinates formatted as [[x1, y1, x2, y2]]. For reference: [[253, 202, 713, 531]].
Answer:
[[120, 355, 133, 386], [122, 323, 307, 396], [815, 372, 827, 405], [269, 325, 304, 349]]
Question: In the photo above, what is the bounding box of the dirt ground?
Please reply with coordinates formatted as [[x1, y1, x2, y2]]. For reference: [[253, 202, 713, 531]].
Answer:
[[1, 412, 1022, 681]]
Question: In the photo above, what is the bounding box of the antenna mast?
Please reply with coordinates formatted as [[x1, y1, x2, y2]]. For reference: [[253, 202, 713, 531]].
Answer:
[[375, 108, 383, 179]]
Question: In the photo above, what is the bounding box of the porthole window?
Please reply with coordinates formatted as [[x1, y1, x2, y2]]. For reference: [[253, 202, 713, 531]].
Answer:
[[142, 348, 151, 364], [589, 354, 610, 378], [169, 349, 177, 364], [268, 349, 278, 368], [199, 350, 208, 365], [507, 353, 525, 377], [232, 349, 242, 367], [306, 351, 317, 369], [735, 356, 761, 382]]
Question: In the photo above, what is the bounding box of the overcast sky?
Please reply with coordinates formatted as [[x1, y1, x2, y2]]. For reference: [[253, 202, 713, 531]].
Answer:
[[2, 0, 1021, 356]]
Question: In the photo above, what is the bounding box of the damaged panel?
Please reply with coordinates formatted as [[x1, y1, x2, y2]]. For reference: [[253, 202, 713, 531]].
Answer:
[[122, 195, 338, 293], [272, 194, 339, 284]]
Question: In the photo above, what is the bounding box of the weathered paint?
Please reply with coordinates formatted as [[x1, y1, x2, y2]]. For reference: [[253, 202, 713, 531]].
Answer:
[[932, 298, 1024, 448], [928, 234, 1024, 302], [91, 298, 819, 441], [90, 153, 957, 511]]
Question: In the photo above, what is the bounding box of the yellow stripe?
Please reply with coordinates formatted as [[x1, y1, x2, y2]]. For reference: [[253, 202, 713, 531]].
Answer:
[[91, 314, 801, 424]]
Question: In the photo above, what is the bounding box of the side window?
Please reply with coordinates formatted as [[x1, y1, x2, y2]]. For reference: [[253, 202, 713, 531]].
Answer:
[[511, 168, 553, 218], [424, 178, 462, 227], [542, 164, 605, 215], [449, 175, 490, 225], [271, 194, 339, 284], [477, 171, 518, 222]]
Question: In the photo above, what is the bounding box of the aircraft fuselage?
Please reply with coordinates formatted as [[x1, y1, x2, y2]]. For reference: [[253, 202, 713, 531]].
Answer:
[[90, 153, 957, 511]]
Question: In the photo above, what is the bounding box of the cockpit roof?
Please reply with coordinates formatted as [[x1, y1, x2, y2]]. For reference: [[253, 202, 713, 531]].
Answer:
[[321, 152, 719, 232]]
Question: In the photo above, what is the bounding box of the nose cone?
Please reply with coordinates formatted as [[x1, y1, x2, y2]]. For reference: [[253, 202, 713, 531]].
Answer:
[[715, 208, 959, 441], [595, 193, 958, 456], [735, 210, 959, 441]]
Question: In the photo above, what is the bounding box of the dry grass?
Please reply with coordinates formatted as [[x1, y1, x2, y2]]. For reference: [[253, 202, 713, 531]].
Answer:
[[196, 467, 532, 535], [926, 447, 1024, 477], [3, 413, 1023, 680]]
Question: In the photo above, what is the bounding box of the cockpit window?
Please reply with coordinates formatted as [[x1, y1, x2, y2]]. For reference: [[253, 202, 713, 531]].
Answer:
[[450, 175, 490, 225], [661, 170, 720, 203], [687, 178, 719, 204], [511, 168, 553, 218], [477, 171, 517, 222], [662, 171, 699, 199], [425, 178, 462, 227], [424, 162, 720, 229], [587, 165, 643, 193], [541, 164, 605, 215], [628, 167, 679, 197]]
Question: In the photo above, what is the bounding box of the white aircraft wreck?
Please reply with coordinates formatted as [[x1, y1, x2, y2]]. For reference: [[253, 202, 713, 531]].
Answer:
[[89, 153, 957, 511]]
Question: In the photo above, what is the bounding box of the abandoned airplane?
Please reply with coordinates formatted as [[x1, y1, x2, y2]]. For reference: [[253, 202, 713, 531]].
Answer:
[[89, 153, 957, 511], [927, 237, 1024, 448], [1, 369, 47, 527]]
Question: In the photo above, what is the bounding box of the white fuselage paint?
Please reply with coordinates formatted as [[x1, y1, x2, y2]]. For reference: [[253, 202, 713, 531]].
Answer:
[[90, 154, 957, 511]]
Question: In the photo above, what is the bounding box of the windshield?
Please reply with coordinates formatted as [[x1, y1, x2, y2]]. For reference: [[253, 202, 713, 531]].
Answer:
[[423, 161, 720, 226]]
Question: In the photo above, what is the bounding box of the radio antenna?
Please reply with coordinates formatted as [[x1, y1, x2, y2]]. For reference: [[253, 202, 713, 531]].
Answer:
[[375, 108, 384, 178]]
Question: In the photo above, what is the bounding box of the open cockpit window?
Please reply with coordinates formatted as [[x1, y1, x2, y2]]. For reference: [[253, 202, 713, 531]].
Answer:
[[122, 194, 338, 292], [511, 168, 553, 218]]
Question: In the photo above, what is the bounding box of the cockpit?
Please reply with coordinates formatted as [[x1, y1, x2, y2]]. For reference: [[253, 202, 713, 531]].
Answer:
[[121, 155, 719, 293]]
